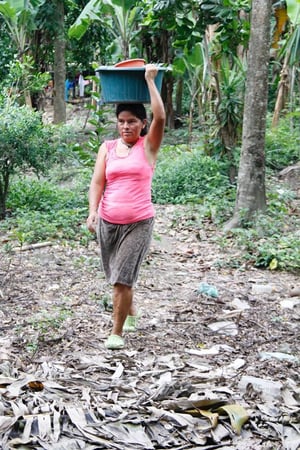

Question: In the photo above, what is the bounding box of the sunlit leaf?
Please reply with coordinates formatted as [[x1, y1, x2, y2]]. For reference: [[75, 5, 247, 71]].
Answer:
[[216, 404, 249, 435], [199, 409, 219, 428], [269, 258, 278, 270]]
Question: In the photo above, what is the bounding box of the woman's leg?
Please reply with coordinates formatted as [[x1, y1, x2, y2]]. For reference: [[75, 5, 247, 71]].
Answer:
[[112, 283, 135, 336]]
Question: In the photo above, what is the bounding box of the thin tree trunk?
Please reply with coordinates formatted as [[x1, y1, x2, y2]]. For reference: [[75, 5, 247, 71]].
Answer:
[[0, 170, 10, 220], [225, 0, 272, 230], [53, 1, 66, 124], [272, 53, 290, 127], [175, 78, 183, 117], [24, 90, 32, 108]]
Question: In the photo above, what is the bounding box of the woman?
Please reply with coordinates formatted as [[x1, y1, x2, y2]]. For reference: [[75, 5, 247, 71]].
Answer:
[[86, 64, 165, 350]]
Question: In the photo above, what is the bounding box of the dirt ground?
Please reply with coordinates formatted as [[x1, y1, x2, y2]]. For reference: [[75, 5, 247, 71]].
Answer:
[[0, 202, 299, 449]]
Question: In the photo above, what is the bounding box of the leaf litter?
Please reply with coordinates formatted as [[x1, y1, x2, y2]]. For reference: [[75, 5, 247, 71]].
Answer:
[[0, 204, 299, 449]]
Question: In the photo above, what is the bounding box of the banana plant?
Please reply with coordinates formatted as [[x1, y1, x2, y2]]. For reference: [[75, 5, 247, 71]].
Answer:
[[173, 42, 210, 142], [68, 0, 141, 60], [0, 0, 46, 106], [285, 0, 300, 65], [272, 0, 300, 126], [0, 0, 45, 56]]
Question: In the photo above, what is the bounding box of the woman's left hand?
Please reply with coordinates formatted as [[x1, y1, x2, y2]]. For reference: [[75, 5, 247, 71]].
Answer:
[[86, 212, 98, 233], [145, 64, 158, 81]]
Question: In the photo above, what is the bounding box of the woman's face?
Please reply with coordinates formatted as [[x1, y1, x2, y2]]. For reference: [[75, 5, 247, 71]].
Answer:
[[117, 111, 146, 143]]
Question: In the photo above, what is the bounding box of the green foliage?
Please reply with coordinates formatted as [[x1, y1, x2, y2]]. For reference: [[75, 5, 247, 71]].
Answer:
[[215, 57, 245, 130], [220, 189, 300, 272], [143, 0, 250, 55], [0, 102, 58, 218], [3, 171, 90, 244], [208, 56, 245, 159], [29, 306, 73, 335], [265, 113, 300, 170], [0, 105, 47, 176], [71, 79, 114, 167], [201, 0, 251, 55], [68, 0, 143, 60], [152, 145, 231, 204], [7, 178, 83, 212], [1, 55, 51, 102], [0, 19, 16, 81]]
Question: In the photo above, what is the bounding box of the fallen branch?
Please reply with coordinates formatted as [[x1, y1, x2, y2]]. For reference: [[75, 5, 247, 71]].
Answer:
[[15, 242, 54, 252]]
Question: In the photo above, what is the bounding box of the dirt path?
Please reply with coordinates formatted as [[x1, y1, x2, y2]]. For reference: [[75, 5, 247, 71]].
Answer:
[[0, 205, 299, 449]]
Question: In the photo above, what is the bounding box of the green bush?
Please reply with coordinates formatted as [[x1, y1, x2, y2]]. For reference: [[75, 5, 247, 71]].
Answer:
[[152, 145, 231, 204], [7, 178, 86, 213], [217, 187, 299, 272], [0, 103, 57, 219], [265, 113, 300, 170], [2, 172, 90, 245]]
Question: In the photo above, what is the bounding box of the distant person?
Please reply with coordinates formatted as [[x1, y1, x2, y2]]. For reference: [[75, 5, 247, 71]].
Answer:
[[65, 78, 74, 102], [86, 64, 165, 349], [79, 74, 85, 97]]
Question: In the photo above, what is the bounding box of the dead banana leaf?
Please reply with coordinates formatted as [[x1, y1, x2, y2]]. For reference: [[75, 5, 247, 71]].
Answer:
[[198, 409, 219, 429], [161, 397, 227, 412], [27, 380, 44, 392], [216, 404, 249, 435]]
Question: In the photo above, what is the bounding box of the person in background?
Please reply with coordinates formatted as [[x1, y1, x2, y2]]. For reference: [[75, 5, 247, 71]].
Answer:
[[86, 64, 165, 350], [78, 73, 85, 97]]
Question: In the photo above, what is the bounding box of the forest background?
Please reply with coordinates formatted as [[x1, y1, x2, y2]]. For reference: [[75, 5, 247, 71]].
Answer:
[[0, 0, 299, 272]]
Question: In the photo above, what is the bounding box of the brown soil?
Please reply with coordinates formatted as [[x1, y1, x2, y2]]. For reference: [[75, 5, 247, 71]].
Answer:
[[0, 203, 299, 449]]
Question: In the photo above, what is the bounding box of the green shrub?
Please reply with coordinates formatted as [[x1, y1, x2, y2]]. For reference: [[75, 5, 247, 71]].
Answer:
[[265, 113, 300, 170], [7, 178, 86, 213], [152, 145, 231, 204], [218, 188, 300, 272], [2, 173, 90, 245], [0, 103, 58, 219]]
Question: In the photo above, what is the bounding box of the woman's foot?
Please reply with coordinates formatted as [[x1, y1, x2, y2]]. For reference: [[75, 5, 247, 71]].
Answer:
[[123, 315, 138, 332], [104, 334, 124, 349]]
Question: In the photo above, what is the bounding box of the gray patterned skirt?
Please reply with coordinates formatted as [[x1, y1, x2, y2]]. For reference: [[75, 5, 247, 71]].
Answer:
[[98, 217, 154, 287]]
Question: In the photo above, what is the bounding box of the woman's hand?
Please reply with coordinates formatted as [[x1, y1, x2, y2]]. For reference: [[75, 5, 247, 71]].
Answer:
[[86, 211, 98, 233], [145, 64, 158, 81]]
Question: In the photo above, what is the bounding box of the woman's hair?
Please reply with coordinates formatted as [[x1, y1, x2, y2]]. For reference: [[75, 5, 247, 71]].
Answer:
[[116, 103, 148, 136]]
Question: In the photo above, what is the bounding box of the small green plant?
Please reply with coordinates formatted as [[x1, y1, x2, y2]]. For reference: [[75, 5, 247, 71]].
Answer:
[[22, 306, 73, 353], [99, 293, 113, 312], [25, 342, 39, 354], [29, 306, 73, 340]]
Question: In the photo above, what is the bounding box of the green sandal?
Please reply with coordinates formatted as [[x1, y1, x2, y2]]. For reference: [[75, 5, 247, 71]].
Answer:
[[123, 315, 138, 332], [104, 334, 125, 350]]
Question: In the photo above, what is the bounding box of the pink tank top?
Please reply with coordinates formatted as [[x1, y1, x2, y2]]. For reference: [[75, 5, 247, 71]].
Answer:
[[99, 136, 155, 224]]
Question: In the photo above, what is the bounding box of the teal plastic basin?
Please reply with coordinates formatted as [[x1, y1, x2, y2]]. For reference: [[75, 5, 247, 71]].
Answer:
[[96, 66, 167, 103]]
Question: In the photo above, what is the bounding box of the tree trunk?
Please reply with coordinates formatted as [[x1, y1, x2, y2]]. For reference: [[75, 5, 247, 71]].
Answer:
[[272, 53, 290, 127], [224, 0, 272, 231], [53, 1, 66, 124], [175, 78, 183, 117], [24, 90, 33, 108], [0, 170, 10, 220]]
